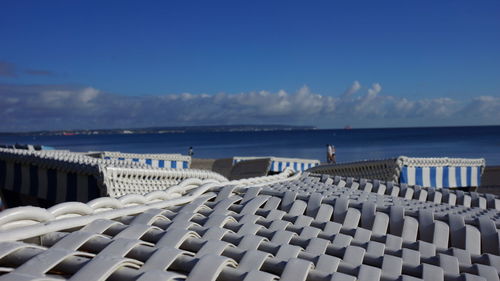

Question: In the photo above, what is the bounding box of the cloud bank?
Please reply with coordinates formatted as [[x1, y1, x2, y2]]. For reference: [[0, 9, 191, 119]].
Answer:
[[0, 82, 498, 131]]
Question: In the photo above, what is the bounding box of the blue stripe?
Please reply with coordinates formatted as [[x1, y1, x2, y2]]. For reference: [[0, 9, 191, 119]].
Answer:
[[400, 166, 408, 184], [118, 157, 125, 161], [158, 160, 165, 168], [47, 169, 57, 202], [88, 176, 100, 200], [29, 165, 38, 196], [278, 162, 283, 172], [429, 167, 436, 187], [104, 157, 111, 160], [466, 167, 472, 187], [477, 167, 481, 186], [293, 162, 298, 171], [183, 161, 188, 169], [132, 158, 139, 162], [301, 163, 305, 171], [455, 167, 462, 187], [13, 163, 22, 192], [415, 167, 423, 186], [0, 160, 6, 189], [67, 173, 77, 201], [442, 167, 449, 188], [171, 161, 177, 168], [145, 159, 152, 165], [286, 162, 290, 168]]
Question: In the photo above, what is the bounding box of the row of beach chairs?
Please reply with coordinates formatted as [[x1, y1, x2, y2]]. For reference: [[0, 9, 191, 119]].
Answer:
[[0, 148, 224, 208], [309, 156, 486, 189], [0, 169, 499, 280]]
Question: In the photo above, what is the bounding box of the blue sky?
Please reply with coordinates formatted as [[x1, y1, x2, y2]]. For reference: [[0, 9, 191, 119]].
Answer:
[[0, 0, 499, 131]]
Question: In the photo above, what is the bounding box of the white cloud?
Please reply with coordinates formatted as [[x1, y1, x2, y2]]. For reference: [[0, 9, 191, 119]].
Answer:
[[341, 81, 361, 99], [367, 83, 382, 99], [0, 82, 498, 131]]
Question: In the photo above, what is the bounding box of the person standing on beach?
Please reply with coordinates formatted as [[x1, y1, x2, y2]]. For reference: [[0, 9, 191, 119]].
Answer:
[[326, 144, 332, 163], [188, 147, 194, 156], [331, 145, 336, 164], [326, 144, 336, 164]]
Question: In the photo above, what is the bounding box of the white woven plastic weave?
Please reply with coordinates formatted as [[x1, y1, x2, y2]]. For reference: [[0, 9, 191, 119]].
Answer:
[[1, 170, 500, 281], [308, 158, 400, 182], [101, 166, 230, 197]]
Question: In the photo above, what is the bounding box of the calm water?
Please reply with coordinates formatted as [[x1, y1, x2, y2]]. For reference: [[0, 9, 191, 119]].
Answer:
[[1, 126, 500, 165]]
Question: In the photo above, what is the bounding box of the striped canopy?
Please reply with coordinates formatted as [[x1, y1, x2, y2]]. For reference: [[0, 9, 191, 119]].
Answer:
[[234, 156, 320, 172], [99, 152, 191, 169], [401, 165, 482, 188]]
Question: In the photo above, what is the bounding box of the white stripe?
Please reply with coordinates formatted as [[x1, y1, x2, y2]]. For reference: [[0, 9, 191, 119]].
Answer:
[[460, 166, 467, 187], [139, 159, 146, 164], [272, 161, 278, 171], [422, 167, 430, 187], [471, 167, 478, 186], [38, 167, 48, 199], [448, 167, 456, 187], [436, 167, 443, 188], [20, 165, 30, 195], [56, 171, 67, 203], [77, 174, 89, 202], [151, 159, 159, 168], [5, 162, 14, 190], [407, 167, 416, 185]]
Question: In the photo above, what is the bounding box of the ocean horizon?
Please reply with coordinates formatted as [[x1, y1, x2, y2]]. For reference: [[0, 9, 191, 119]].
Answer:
[[1, 125, 499, 165]]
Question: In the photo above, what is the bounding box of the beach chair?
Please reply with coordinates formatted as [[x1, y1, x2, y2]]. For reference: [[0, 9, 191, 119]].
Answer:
[[101, 166, 228, 197], [0, 148, 223, 208], [1, 170, 500, 280], [233, 156, 320, 173], [307, 156, 486, 189], [91, 151, 191, 169], [229, 158, 272, 180]]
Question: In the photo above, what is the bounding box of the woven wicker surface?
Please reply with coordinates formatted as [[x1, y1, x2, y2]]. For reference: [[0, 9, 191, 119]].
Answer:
[[307, 173, 500, 210], [308, 158, 400, 182], [0, 148, 227, 206], [1, 172, 500, 280], [102, 166, 229, 198], [308, 157, 486, 188], [101, 151, 188, 161], [398, 156, 486, 168]]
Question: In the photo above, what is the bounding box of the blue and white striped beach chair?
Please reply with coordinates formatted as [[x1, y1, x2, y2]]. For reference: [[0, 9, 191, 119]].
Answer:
[[398, 157, 485, 188], [0, 149, 104, 207], [233, 156, 320, 173], [98, 151, 191, 169], [0, 148, 216, 208], [308, 156, 486, 189]]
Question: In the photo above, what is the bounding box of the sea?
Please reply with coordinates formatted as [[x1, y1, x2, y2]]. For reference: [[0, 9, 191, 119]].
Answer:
[[1, 126, 500, 165]]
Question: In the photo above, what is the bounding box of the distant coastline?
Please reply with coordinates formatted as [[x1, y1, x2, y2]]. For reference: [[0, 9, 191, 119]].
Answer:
[[0, 124, 317, 137]]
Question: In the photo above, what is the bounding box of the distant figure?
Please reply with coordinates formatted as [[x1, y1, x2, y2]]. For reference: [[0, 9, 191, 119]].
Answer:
[[326, 144, 336, 164], [331, 145, 336, 164], [188, 146, 194, 156]]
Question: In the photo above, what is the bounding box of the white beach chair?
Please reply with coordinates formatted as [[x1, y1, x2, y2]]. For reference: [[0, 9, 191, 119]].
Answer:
[[92, 151, 192, 169], [233, 156, 320, 173], [308, 156, 486, 189]]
